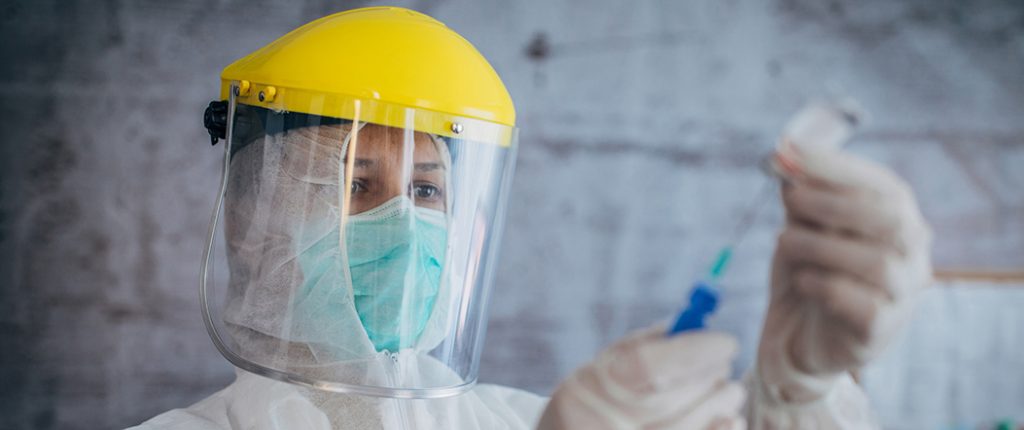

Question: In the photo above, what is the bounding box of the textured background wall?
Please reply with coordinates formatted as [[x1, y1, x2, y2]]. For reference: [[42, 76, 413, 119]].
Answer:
[[1, 1, 1022, 429]]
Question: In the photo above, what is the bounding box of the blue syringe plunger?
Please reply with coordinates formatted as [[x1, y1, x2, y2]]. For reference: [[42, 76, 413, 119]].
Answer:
[[668, 281, 720, 334]]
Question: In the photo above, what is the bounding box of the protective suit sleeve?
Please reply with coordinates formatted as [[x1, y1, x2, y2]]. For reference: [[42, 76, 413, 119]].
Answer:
[[126, 409, 226, 430], [125, 391, 231, 430], [743, 368, 876, 430], [473, 384, 549, 428]]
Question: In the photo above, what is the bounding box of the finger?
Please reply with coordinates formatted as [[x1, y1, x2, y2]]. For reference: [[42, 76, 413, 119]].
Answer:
[[704, 416, 746, 430], [782, 183, 900, 244], [604, 320, 675, 352], [616, 332, 738, 393], [777, 225, 902, 298], [605, 331, 735, 396], [702, 416, 740, 430], [791, 150, 932, 251], [791, 147, 907, 197], [783, 182, 932, 258], [793, 268, 885, 342], [614, 364, 730, 422], [731, 417, 747, 430], [650, 382, 746, 430]]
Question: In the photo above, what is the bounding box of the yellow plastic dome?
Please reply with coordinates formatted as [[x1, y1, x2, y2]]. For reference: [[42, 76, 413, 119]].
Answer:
[[218, 6, 515, 139]]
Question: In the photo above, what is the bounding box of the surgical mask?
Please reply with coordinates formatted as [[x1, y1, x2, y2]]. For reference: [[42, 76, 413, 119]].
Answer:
[[344, 196, 448, 352], [293, 196, 447, 355]]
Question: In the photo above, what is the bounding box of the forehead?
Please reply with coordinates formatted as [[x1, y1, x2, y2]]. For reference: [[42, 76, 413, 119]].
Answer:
[[287, 123, 441, 162], [351, 124, 439, 158], [292, 123, 433, 140], [357, 124, 433, 144]]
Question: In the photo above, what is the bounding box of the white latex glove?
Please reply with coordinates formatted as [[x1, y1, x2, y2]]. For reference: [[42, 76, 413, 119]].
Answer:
[[751, 147, 932, 427], [537, 325, 747, 430]]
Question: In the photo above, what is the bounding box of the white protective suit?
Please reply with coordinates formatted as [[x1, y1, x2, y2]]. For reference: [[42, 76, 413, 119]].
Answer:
[[130, 369, 545, 429], [134, 108, 929, 429], [132, 126, 548, 429]]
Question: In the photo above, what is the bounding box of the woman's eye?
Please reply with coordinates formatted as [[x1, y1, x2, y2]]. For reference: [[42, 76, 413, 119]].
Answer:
[[413, 183, 442, 200], [350, 180, 367, 194]]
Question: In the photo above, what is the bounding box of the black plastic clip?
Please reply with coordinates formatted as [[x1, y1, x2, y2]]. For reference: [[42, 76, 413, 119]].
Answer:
[[204, 100, 228, 145]]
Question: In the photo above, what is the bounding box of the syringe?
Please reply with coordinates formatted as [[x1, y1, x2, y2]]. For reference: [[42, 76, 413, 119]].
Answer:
[[666, 247, 731, 334], [667, 99, 864, 336]]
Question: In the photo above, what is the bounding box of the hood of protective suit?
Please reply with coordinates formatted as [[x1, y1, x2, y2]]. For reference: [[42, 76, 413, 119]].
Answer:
[[221, 123, 456, 368]]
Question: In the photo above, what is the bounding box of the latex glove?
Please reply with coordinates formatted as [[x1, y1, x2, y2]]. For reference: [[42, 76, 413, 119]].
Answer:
[[754, 148, 932, 414], [537, 325, 746, 430]]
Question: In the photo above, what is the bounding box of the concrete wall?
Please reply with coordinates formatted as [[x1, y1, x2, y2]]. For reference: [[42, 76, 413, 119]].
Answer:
[[1, 0, 1021, 428]]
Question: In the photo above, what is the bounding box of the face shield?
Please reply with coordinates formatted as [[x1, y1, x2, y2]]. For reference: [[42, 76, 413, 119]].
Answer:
[[201, 82, 518, 399]]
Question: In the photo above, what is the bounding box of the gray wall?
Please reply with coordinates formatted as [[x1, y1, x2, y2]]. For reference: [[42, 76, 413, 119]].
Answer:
[[1, 1, 1021, 429]]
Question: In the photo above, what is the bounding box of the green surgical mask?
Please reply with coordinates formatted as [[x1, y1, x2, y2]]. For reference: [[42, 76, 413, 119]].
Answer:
[[295, 196, 447, 353], [346, 196, 447, 352]]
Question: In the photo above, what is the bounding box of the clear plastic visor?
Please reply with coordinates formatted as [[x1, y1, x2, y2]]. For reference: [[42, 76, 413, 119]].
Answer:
[[200, 87, 518, 398]]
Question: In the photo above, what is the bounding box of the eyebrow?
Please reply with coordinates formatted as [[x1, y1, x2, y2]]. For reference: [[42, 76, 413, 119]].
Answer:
[[414, 162, 443, 172], [348, 158, 443, 172], [352, 158, 375, 168]]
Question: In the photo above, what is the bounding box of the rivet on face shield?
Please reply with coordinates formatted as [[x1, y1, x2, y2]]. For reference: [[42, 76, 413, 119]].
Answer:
[[450, 122, 464, 134], [258, 86, 277, 103], [237, 80, 251, 96]]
